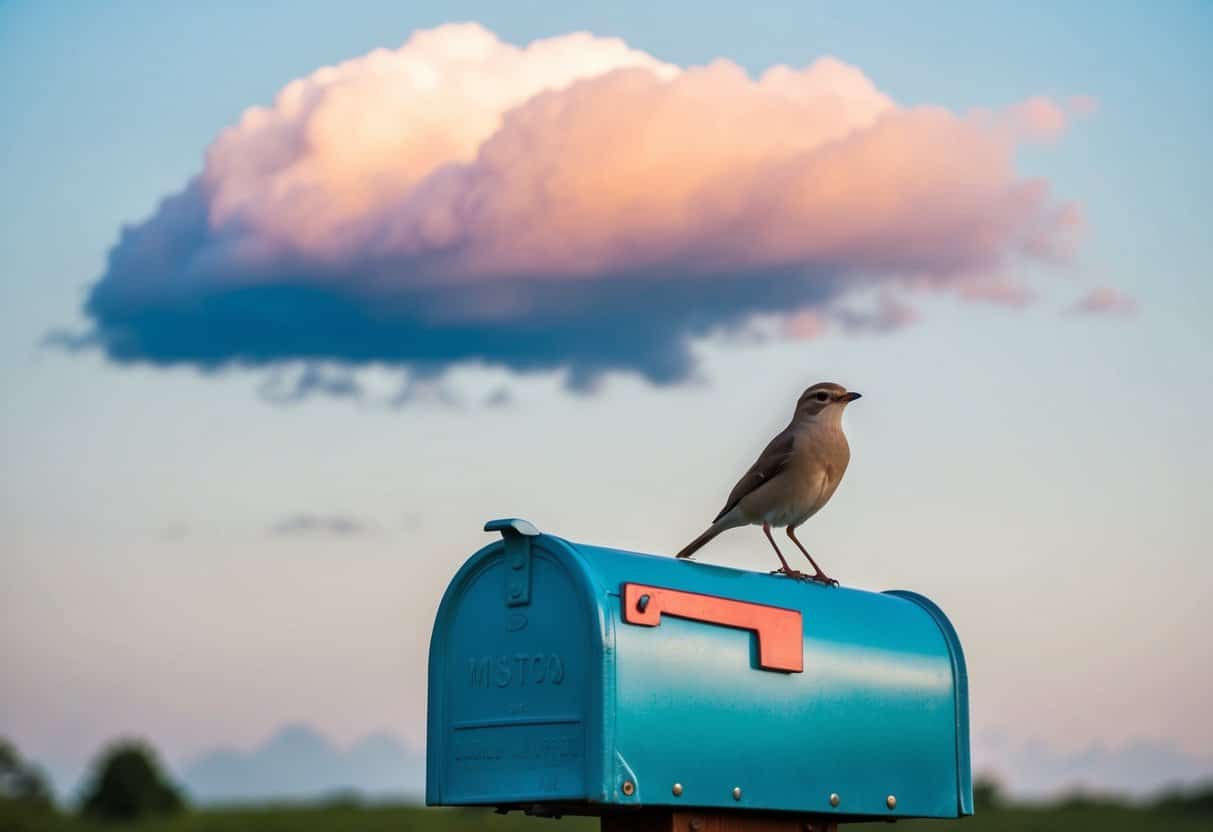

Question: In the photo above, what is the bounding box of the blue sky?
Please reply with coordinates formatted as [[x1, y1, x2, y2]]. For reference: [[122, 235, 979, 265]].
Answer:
[[2, 1, 1211, 797]]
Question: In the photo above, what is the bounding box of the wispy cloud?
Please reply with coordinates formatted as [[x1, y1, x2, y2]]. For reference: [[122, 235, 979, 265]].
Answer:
[[41, 329, 101, 352], [268, 513, 371, 538], [833, 293, 921, 334], [66, 22, 1089, 393], [483, 387, 513, 408], [1068, 286, 1138, 317], [258, 364, 363, 405]]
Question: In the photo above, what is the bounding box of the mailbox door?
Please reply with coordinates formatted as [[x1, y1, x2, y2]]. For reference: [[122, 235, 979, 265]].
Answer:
[[426, 541, 603, 805]]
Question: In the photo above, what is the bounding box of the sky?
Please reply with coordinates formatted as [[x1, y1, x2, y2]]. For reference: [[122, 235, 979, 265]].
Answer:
[[2, 0, 1211, 799]]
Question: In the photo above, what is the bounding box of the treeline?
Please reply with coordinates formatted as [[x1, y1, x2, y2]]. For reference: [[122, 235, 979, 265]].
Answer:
[[3, 734, 1212, 831], [2, 737, 184, 830], [972, 774, 1213, 816]]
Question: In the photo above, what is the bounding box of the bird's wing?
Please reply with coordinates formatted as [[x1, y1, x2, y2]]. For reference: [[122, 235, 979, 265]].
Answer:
[[713, 428, 796, 522]]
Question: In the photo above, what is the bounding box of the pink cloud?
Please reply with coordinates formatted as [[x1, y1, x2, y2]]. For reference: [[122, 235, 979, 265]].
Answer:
[[204, 24, 678, 257], [956, 277, 1036, 307], [1004, 94, 1096, 143], [782, 310, 828, 341], [198, 23, 1077, 283], [1009, 96, 1069, 141], [1068, 287, 1138, 317], [1068, 94, 1100, 117], [78, 23, 1089, 389]]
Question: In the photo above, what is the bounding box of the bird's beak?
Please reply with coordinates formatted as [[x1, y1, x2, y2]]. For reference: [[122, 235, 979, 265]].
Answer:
[[841, 391, 862, 402]]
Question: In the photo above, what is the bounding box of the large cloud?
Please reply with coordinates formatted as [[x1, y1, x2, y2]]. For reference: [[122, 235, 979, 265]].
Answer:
[[80, 23, 1086, 388]]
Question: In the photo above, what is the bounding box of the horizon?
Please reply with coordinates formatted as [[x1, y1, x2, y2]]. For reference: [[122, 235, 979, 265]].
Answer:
[[25, 720, 1213, 806]]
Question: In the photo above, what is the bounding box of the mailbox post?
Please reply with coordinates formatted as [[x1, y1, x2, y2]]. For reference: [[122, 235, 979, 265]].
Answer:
[[426, 520, 972, 827]]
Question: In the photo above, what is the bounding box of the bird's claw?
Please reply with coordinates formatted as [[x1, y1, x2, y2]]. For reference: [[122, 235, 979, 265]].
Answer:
[[770, 567, 838, 586]]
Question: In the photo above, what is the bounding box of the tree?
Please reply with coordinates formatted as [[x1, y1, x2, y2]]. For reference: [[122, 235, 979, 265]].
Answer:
[[1152, 782, 1213, 817], [0, 737, 53, 809], [972, 774, 1005, 811], [79, 740, 186, 821], [0, 738, 56, 832]]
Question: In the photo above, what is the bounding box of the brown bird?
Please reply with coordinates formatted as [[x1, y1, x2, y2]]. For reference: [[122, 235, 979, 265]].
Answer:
[[676, 382, 861, 584]]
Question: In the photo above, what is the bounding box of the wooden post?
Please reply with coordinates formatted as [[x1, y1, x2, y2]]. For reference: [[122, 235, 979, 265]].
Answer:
[[601, 811, 838, 832]]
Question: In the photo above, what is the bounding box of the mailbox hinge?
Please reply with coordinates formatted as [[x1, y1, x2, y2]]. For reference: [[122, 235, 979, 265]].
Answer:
[[484, 518, 540, 607]]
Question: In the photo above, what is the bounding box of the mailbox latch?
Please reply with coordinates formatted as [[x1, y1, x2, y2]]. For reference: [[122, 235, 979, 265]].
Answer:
[[485, 518, 539, 607], [622, 582, 804, 672]]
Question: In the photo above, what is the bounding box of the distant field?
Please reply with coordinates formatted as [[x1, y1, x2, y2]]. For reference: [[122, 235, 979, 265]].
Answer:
[[4, 803, 1212, 832]]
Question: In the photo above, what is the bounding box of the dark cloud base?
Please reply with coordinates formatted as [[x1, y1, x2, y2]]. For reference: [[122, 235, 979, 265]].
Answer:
[[82, 195, 843, 390]]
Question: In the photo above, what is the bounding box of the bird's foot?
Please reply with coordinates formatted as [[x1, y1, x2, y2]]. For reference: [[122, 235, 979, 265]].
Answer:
[[809, 572, 839, 587], [770, 567, 811, 581]]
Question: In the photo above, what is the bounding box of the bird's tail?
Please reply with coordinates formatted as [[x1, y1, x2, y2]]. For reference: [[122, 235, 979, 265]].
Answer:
[[676, 521, 728, 559]]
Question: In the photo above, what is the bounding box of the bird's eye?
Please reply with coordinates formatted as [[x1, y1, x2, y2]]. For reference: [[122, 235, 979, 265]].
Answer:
[[814, 392, 830, 402]]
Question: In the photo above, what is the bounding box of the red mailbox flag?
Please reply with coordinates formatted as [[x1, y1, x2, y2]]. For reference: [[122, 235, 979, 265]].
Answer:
[[622, 583, 804, 673]]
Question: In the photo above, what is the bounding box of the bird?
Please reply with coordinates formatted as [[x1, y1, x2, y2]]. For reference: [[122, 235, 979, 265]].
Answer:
[[675, 382, 861, 584]]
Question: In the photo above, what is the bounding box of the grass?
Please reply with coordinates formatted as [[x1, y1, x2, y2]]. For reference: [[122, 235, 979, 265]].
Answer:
[[7, 804, 592, 832], [5, 800, 1212, 832]]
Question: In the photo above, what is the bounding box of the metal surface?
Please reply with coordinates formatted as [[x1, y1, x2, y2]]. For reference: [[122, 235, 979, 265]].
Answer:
[[829, 794, 840, 808], [426, 519, 973, 819], [484, 517, 541, 537], [886, 795, 897, 810], [884, 590, 973, 815], [622, 583, 803, 672], [485, 518, 537, 607], [672, 783, 683, 797]]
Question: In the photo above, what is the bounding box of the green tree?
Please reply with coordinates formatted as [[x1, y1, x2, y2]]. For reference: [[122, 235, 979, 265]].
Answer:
[[1152, 782, 1213, 817], [972, 774, 1005, 811], [79, 740, 186, 822], [0, 738, 56, 832], [0, 737, 53, 809]]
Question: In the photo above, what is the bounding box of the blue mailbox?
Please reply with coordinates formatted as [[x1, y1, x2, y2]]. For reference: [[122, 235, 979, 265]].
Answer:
[[426, 519, 972, 822]]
